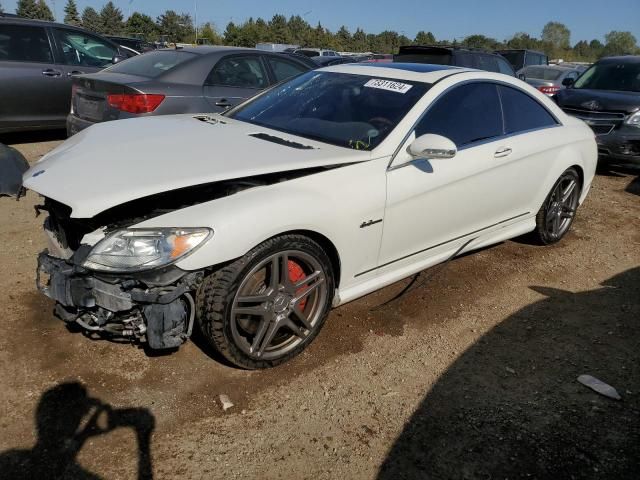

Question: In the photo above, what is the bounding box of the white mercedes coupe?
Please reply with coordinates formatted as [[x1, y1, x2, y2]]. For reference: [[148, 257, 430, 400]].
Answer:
[[22, 63, 597, 368]]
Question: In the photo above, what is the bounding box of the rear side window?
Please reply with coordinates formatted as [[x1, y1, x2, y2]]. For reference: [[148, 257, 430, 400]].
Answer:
[[266, 57, 308, 83], [105, 50, 196, 77], [0, 25, 53, 63], [207, 55, 268, 88], [499, 85, 557, 134], [416, 82, 502, 147], [456, 53, 475, 68], [53, 29, 117, 68]]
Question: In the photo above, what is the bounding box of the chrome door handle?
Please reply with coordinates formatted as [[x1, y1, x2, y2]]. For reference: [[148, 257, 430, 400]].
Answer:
[[67, 70, 84, 76], [42, 69, 62, 77], [215, 99, 231, 108], [494, 147, 512, 158]]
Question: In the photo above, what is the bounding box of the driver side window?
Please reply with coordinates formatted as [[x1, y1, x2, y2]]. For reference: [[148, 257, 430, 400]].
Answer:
[[53, 29, 117, 67], [415, 82, 503, 147]]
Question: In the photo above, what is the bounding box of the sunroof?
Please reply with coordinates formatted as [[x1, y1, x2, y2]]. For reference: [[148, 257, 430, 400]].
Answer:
[[349, 63, 462, 73]]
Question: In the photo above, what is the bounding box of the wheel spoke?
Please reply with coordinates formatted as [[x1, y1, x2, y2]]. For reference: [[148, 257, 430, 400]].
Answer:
[[293, 274, 325, 303], [291, 305, 313, 330], [255, 320, 280, 357], [561, 180, 576, 203], [284, 318, 308, 339], [294, 270, 322, 289], [553, 211, 561, 236], [269, 255, 281, 291], [236, 293, 271, 304], [249, 317, 271, 354]]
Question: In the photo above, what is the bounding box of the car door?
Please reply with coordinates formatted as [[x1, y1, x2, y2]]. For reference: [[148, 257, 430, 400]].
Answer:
[[49, 27, 119, 116], [0, 23, 63, 131], [264, 55, 310, 85], [379, 82, 524, 271], [203, 54, 269, 112]]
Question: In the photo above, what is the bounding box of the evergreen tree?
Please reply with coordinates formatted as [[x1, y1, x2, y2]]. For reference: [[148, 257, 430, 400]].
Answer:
[[81, 6, 102, 33], [34, 0, 54, 20], [200, 22, 222, 45], [414, 31, 436, 45], [16, 0, 40, 19], [63, 0, 81, 26], [100, 1, 124, 35], [125, 12, 157, 41]]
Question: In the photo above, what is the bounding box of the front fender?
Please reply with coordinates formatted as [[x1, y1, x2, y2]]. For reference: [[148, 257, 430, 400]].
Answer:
[[135, 158, 389, 286]]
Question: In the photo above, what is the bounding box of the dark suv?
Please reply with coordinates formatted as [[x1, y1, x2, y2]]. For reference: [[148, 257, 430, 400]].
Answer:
[[394, 45, 516, 76], [555, 56, 640, 165], [496, 49, 548, 73], [0, 15, 132, 133]]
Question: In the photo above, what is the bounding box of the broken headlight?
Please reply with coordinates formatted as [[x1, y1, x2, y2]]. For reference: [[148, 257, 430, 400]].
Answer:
[[83, 228, 212, 272]]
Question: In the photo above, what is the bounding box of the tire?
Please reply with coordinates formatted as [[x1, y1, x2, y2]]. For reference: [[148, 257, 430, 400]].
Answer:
[[196, 234, 335, 369], [533, 167, 581, 245]]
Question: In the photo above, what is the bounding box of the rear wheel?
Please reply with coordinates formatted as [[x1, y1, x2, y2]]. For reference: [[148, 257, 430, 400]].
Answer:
[[534, 167, 581, 245], [197, 234, 334, 369]]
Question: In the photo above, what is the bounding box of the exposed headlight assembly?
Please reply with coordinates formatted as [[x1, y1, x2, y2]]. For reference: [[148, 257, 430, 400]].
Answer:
[[625, 111, 640, 128], [83, 228, 212, 272]]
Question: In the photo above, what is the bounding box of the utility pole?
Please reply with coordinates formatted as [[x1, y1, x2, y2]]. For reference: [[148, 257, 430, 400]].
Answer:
[[194, 0, 198, 44]]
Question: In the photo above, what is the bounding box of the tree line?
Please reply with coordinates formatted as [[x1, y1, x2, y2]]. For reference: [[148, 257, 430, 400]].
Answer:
[[9, 0, 640, 61]]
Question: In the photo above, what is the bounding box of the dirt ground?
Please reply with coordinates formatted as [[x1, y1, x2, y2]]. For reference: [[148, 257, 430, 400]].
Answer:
[[0, 131, 638, 479]]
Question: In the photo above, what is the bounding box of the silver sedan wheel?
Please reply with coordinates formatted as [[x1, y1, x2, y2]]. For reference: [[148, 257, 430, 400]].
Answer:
[[544, 174, 580, 240], [230, 250, 328, 360]]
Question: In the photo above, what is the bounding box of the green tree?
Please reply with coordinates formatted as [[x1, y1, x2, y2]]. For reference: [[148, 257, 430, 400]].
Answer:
[[125, 12, 157, 41], [351, 28, 368, 52], [81, 6, 101, 33], [542, 21, 571, 57], [16, 0, 40, 19], [589, 39, 604, 58], [268, 14, 290, 43], [573, 40, 591, 60], [462, 34, 500, 51], [506, 32, 541, 51], [602, 31, 638, 57], [335, 25, 351, 51], [287, 15, 312, 46], [34, 0, 54, 20], [63, 0, 81, 26], [200, 22, 222, 44], [223, 21, 240, 45], [157, 10, 191, 43], [414, 31, 436, 45], [100, 1, 123, 35]]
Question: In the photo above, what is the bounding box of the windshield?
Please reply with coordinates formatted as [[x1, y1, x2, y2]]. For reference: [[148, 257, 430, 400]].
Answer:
[[523, 66, 563, 80], [230, 71, 429, 150], [105, 50, 196, 78], [574, 62, 640, 92]]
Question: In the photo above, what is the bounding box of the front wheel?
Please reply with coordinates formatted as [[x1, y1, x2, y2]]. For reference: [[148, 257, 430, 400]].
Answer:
[[197, 234, 334, 369], [533, 167, 581, 245]]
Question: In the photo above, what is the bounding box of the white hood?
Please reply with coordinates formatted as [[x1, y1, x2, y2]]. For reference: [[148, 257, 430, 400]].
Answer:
[[23, 115, 371, 218]]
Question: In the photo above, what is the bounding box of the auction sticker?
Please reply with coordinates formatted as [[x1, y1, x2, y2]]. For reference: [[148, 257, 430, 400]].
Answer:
[[364, 78, 413, 94]]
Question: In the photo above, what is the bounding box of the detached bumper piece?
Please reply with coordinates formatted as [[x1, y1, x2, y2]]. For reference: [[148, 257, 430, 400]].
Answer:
[[37, 252, 203, 349], [0, 143, 30, 198]]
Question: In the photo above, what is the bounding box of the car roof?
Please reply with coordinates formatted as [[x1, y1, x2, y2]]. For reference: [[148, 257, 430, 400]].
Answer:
[[597, 55, 640, 64], [0, 15, 79, 29], [524, 64, 578, 71], [320, 63, 470, 83], [165, 46, 264, 55], [497, 48, 547, 55]]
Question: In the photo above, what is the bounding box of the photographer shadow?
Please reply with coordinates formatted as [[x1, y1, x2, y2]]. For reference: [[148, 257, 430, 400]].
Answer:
[[0, 382, 155, 480]]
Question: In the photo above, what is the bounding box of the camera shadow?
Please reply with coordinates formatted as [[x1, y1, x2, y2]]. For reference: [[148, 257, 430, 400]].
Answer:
[[0, 381, 155, 480]]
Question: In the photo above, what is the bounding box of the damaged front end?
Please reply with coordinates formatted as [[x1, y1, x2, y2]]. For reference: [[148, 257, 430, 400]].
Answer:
[[35, 197, 210, 350]]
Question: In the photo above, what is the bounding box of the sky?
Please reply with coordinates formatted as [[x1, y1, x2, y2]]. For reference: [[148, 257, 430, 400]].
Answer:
[[4, 0, 640, 43]]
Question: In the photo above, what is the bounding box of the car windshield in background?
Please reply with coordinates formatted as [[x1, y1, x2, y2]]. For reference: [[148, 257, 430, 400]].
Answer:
[[500, 51, 524, 69], [105, 50, 196, 77], [524, 67, 562, 80], [230, 71, 429, 150], [573, 62, 640, 92]]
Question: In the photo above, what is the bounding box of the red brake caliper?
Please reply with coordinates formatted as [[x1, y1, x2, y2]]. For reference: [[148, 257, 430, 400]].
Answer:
[[287, 260, 307, 310]]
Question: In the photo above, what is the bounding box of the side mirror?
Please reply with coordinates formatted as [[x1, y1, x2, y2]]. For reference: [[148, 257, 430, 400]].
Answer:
[[408, 134, 457, 159], [111, 54, 127, 65], [562, 77, 575, 87]]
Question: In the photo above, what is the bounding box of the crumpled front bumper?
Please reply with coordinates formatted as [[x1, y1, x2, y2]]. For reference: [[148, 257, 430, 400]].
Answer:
[[37, 251, 203, 349]]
